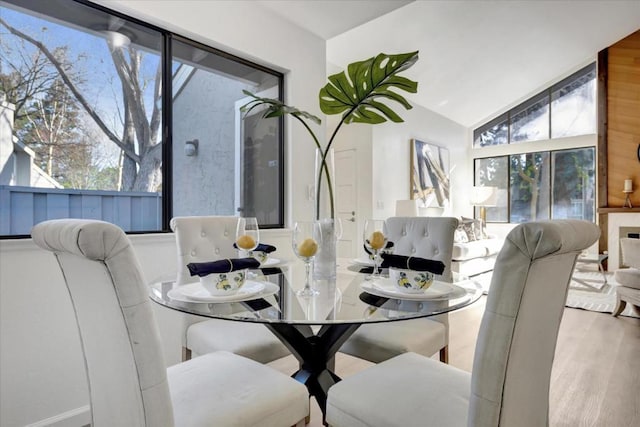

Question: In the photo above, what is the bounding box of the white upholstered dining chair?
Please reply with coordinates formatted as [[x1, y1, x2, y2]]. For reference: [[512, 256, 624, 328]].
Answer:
[[170, 216, 289, 362], [31, 219, 308, 427], [326, 219, 600, 427], [339, 216, 458, 363]]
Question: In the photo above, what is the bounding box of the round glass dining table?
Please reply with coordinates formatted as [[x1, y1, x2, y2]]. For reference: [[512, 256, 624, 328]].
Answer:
[[149, 261, 483, 420]]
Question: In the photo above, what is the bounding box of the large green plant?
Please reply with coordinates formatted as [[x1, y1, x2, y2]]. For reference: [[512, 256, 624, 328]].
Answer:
[[241, 51, 419, 219]]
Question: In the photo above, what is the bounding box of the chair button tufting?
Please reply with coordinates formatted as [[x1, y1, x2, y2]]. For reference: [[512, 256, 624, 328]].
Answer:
[[402, 231, 407, 236], [190, 250, 196, 256], [215, 248, 220, 255], [411, 248, 416, 254], [224, 231, 229, 236], [201, 231, 206, 237], [434, 249, 439, 254]]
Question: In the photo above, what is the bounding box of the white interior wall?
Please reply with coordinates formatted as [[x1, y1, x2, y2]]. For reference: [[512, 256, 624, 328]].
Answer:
[[370, 104, 470, 220]]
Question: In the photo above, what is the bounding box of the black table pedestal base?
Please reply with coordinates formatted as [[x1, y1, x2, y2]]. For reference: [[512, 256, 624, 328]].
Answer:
[[265, 322, 361, 424]]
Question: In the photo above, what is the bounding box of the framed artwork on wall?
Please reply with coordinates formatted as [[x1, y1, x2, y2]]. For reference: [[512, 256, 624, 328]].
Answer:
[[410, 139, 450, 207]]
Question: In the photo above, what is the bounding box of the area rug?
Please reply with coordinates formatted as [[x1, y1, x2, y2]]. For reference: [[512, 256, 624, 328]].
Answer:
[[474, 270, 638, 318], [567, 271, 639, 318]]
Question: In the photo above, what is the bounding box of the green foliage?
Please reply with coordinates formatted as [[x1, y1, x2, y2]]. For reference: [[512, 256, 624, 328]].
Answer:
[[319, 51, 418, 124], [240, 51, 419, 218], [240, 91, 321, 125]]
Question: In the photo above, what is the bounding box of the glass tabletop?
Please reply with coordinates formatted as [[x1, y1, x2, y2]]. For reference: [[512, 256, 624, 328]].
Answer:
[[149, 262, 483, 326]]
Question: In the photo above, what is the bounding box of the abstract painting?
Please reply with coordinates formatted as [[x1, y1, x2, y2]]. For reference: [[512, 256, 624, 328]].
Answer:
[[410, 139, 450, 207]]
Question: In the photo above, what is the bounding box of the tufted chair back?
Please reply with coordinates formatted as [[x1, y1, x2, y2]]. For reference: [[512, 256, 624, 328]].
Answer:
[[384, 216, 458, 282], [31, 219, 174, 426], [170, 216, 239, 285]]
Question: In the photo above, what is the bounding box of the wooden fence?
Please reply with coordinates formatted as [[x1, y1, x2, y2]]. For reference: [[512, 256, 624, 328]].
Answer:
[[0, 185, 162, 235]]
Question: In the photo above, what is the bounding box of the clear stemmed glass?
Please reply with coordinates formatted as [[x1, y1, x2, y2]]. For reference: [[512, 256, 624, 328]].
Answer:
[[292, 221, 322, 297], [236, 217, 260, 256], [363, 219, 387, 280]]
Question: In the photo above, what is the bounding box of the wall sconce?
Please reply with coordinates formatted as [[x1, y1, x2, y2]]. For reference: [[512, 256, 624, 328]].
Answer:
[[185, 139, 199, 157]]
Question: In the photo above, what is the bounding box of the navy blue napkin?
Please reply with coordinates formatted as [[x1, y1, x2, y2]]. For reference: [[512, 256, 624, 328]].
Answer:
[[380, 253, 445, 275], [187, 258, 260, 277], [233, 243, 277, 253]]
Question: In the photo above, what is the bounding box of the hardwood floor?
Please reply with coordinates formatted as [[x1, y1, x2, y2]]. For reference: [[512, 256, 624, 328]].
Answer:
[[268, 297, 640, 427]]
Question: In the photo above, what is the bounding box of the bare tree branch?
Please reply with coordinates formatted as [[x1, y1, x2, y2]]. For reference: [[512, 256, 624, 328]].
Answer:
[[0, 16, 141, 164]]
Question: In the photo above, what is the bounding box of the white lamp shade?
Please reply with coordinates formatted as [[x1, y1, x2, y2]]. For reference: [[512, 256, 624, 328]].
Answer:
[[395, 200, 419, 216], [469, 186, 498, 207]]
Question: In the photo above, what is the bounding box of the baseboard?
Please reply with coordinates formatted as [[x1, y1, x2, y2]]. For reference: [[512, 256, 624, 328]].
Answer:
[[26, 405, 90, 427]]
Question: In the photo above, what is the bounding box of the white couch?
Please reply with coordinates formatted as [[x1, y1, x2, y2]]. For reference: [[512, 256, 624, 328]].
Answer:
[[451, 235, 504, 278]]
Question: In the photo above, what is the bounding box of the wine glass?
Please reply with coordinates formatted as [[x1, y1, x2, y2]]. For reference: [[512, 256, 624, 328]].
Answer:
[[236, 217, 259, 256], [363, 219, 387, 280], [292, 221, 322, 297]]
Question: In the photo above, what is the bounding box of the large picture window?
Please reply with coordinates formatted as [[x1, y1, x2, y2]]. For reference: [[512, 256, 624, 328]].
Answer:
[[474, 147, 595, 223], [473, 61, 596, 224], [0, 0, 284, 236]]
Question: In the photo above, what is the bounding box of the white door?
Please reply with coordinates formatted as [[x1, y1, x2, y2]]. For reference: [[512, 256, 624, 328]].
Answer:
[[335, 149, 358, 258]]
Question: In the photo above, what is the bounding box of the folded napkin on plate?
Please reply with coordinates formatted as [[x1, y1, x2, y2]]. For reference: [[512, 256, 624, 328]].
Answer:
[[380, 253, 445, 275], [233, 243, 277, 253], [187, 258, 260, 277]]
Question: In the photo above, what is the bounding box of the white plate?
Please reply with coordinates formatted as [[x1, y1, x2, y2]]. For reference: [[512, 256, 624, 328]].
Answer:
[[351, 257, 375, 267], [169, 280, 275, 303], [261, 257, 285, 267], [360, 278, 466, 301]]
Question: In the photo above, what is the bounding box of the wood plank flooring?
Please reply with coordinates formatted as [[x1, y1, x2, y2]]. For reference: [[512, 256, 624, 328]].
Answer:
[[268, 297, 640, 426]]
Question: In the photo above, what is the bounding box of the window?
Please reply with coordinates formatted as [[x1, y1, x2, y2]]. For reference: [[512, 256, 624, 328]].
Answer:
[[551, 148, 595, 221], [509, 152, 550, 222], [474, 147, 595, 223], [0, 0, 284, 236], [551, 63, 596, 138], [510, 93, 549, 143], [473, 63, 596, 147], [474, 157, 508, 222], [170, 38, 283, 225], [473, 63, 596, 224], [473, 113, 509, 147]]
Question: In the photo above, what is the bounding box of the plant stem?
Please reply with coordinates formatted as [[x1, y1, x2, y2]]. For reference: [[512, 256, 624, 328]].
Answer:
[[294, 115, 335, 220]]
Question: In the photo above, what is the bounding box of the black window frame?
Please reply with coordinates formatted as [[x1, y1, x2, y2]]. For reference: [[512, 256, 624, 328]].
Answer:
[[0, 0, 285, 238], [474, 145, 596, 224], [473, 62, 596, 148]]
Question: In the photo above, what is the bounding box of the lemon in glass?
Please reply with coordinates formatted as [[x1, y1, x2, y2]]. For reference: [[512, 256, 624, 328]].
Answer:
[[236, 234, 257, 250], [298, 238, 318, 258], [369, 231, 385, 250]]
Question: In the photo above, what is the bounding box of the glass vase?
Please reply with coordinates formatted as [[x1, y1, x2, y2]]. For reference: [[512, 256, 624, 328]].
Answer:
[[313, 148, 338, 280]]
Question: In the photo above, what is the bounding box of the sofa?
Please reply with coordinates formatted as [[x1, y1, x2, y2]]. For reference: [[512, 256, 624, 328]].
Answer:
[[451, 217, 504, 278]]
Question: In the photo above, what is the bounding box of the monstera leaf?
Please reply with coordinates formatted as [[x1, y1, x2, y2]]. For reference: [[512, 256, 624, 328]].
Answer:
[[319, 51, 418, 124], [239, 51, 420, 219]]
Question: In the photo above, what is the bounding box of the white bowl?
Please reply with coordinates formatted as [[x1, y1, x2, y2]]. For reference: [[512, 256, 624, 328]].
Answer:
[[199, 269, 247, 295], [250, 250, 270, 264], [388, 267, 435, 293]]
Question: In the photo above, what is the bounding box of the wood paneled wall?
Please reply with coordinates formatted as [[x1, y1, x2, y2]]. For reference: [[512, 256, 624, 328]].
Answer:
[[607, 29, 640, 207]]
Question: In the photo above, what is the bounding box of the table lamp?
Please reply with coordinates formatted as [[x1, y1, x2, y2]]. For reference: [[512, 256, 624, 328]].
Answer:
[[395, 199, 420, 216], [469, 186, 498, 231], [623, 179, 633, 208]]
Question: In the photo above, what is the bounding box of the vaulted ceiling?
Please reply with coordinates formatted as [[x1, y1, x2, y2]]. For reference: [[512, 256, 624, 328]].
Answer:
[[259, 0, 640, 128]]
